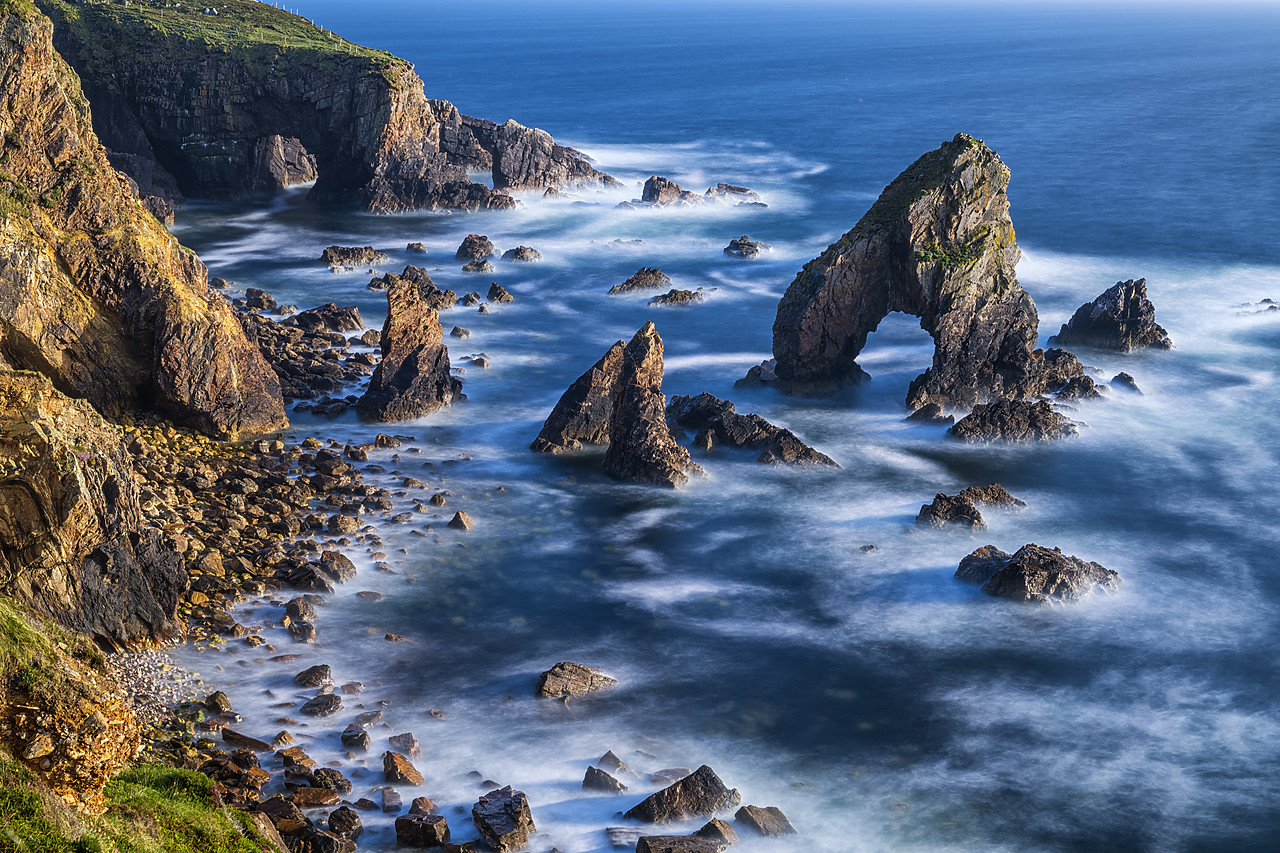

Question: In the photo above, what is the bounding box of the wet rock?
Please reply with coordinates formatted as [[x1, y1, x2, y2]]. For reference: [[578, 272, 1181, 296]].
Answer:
[[390, 732, 422, 758], [1111, 372, 1143, 394], [286, 597, 319, 624], [648, 289, 704, 307], [205, 691, 234, 715], [536, 662, 618, 698], [357, 279, 462, 421], [604, 323, 703, 487], [313, 768, 352, 794], [396, 813, 451, 847], [1039, 348, 1088, 393], [456, 235, 497, 261], [328, 806, 363, 840], [383, 787, 404, 813], [636, 837, 725, 853], [341, 725, 372, 752], [624, 765, 742, 824], [257, 795, 310, 832], [245, 287, 278, 311], [472, 786, 535, 853], [321, 246, 391, 268], [905, 402, 955, 426], [530, 340, 625, 453], [956, 543, 1121, 602], [451, 326, 471, 338], [294, 664, 333, 688], [583, 766, 628, 793], [463, 259, 497, 274], [291, 788, 341, 808], [1056, 374, 1105, 401], [948, 399, 1078, 443], [696, 819, 739, 845], [916, 484, 1023, 531], [488, 283, 514, 303], [667, 393, 838, 467], [1049, 279, 1173, 351], [301, 694, 343, 717], [609, 267, 672, 294], [734, 804, 796, 836], [462, 292, 483, 307], [753, 134, 1045, 409], [223, 728, 273, 752], [723, 235, 770, 258], [294, 303, 365, 334], [384, 751, 426, 786], [448, 511, 474, 531], [639, 175, 701, 206], [410, 797, 438, 815], [598, 750, 634, 778], [436, 110, 620, 191], [407, 242, 428, 254], [502, 246, 543, 262]]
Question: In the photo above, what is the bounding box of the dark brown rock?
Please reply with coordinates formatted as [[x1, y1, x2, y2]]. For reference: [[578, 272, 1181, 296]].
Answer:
[[328, 806, 363, 840], [472, 786, 535, 853], [488, 283, 514, 303], [384, 751, 426, 786], [389, 732, 422, 758], [357, 280, 462, 421], [222, 728, 273, 752], [582, 766, 628, 794], [598, 750, 634, 778], [756, 134, 1044, 410], [501, 246, 542, 262], [1056, 374, 1105, 401], [536, 662, 618, 698], [916, 485, 1023, 531], [291, 788, 341, 809], [956, 543, 1121, 602], [636, 838, 725, 853], [603, 323, 703, 487], [407, 242, 428, 254], [734, 804, 796, 836], [723, 236, 770, 258], [320, 246, 390, 268], [456, 235, 497, 261], [696, 819, 738, 845], [294, 664, 333, 688], [648, 289, 704, 307], [530, 340, 625, 453], [1049, 279, 1173, 351], [448, 511, 473, 531], [949, 399, 1078, 443], [610, 267, 672, 294], [624, 765, 741, 824], [640, 176, 700, 206], [668, 393, 838, 468], [300, 694, 343, 717], [293, 303, 365, 334], [396, 813, 451, 847], [463, 259, 496, 274]]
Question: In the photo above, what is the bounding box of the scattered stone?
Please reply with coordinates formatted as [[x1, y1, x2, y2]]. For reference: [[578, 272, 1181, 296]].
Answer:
[[624, 765, 741, 824], [1111, 372, 1143, 394], [948, 399, 1079, 443], [397, 813, 451, 848], [321, 246, 391, 268], [384, 751, 426, 786], [329, 806, 363, 840], [583, 766, 628, 794], [502, 246, 542, 262], [407, 242, 428, 254], [204, 691, 234, 715], [451, 326, 471, 338], [472, 786, 535, 853], [294, 664, 333, 688], [448, 511, 473, 531], [697, 819, 739, 846], [313, 768, 352, 794], [341, 725, 372, 752], [723, 235, 770, 258], [735, 805, 796, 836], [389, 733, 422, 758], [382, 787, 404, 813], [488, 283, 514, 303], [955, 543, 1122, 602], [609, 267, 671, 294], [636, 837, 725, 853], [1049, 279, 1173, 351], [648, 289, 704, 307], [463, 259, 497, 274], [301, 694, 343, 717], [456, 234, 497, 261], [536, 662, 618, 698]]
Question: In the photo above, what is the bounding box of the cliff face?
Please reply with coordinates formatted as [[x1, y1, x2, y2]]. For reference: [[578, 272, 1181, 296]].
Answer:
[[0, 8, 285, 438], [0, 372, 185, 651], [36, 0, 611, 212], [764, 134, 1044, 410]]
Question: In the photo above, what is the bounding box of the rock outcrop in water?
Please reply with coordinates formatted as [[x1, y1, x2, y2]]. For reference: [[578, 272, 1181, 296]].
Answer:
[[530, 341, 625, 453], [0, 373, 185, 650], [610, 267, 672, 294], [625, 765, 742, 824], [748, 134, 1057, 411], [357, 279, 461, 421], [948, 399, 1078, 443], [36, 0, 607, 212], [956, 543, 1121, 602], [666, 393, 839, 467], [1049, 278, 1173, 351], [621, 177, 762, 209], [916, 484, 1025, 531], [0, 6, 285, 439]]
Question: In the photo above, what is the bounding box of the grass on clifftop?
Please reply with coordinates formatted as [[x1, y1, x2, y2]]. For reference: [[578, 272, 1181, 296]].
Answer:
[[36, 0, 405, 79]]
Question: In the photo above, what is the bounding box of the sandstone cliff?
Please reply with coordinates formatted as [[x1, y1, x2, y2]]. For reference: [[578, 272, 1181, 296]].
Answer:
[[36, 0, 611, 212], [758, 134, 1047, 410], [0, 6, 285, 438]]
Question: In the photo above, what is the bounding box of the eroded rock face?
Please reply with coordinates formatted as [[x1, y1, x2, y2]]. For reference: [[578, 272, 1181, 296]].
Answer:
[[530, 341, 625, 453], [472, 786, 535, 853], [535, 662, 618, 698], [667, 393, 838, 467], [603, 324, 703, 488], [369, 266, 457, 310], [1049, 278, 1173, 351], [625, 765, 741, 824], [757, 134, 1043, 410], [948, 399, 1078, 443], [0, 11, 284, 439], [642, 176, 701, 206], [955, 543, 1121, 602], [356, 280, 461, 422], [0, 373, 184, 650]]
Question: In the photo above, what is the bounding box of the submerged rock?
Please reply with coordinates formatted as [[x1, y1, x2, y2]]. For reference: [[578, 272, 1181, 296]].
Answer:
[[535, 662, 618, 698], [667, 393, 838, 467], [609, 267, 672, 294], [723, 235, 771, 258], [955, 543, 1121, 602], [356, 280, 462, 422], [472, 786, 535, 853], [948, 399, 1078, 443], [751, 134, 1046, 410], [321, 246, 390, 268], [625, 765, 741, 824], [1049, 279, 1173, 351]]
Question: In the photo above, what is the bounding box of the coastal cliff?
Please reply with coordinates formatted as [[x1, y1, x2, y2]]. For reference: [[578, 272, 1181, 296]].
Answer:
[[0, 3, 286, 438], [35, 0, 613, 213]]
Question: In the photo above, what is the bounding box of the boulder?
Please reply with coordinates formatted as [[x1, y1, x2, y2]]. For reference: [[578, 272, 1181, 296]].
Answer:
[[734, 804, 796, 836], [648, 289, 704, 307], [610, 267, 672, 294], [488, 283, 514, 303], [636, 838, 726, 853], [456, 235, 497, 261], [696, 819, 739, 845], [750, 134, 1047, 410], [1055, 374, 1104, 401], [463, 260, 497, 274], [667, 393, 838, 467], [916, 484, 1024, 531], [956, 543, 1121, 602], [624, 765, 741, 824], [357, 280, 462, 421], [396, 813, 450, 847], [530, 340, 625, 453], [948, 399, 1078, 443], [598, 750, 635, 777], [293, 303, 366, 334], [502, 246, 542, 262], [320, 246, 391, 267], [603, 323, 703, 487], [407, 242, 428, 254], [448, 511, 473, 531], [300, 694, 343, 717], [244, 287, 278, 311], [535, 662, 618, 698], [640, 176, 701, 206], [389, 732, 422, 758], [384, 751, 425, 786], [1049, 279, 1173, 351], [472, 786, 535, 853], [723, 235, 770, 258], [1111, 372, 1142, 394], [328, 806, 363, 840], [294, 664, 334, 688], [582, 766, 628, 794]]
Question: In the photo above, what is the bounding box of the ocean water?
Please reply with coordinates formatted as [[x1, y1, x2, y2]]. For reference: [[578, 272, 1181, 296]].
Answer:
[[170, 2, 1280, 851]]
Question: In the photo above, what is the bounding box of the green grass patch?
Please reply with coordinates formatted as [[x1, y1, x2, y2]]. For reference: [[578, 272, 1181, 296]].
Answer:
[[99, 766, 272, 853], [0, 755, 101, 853]]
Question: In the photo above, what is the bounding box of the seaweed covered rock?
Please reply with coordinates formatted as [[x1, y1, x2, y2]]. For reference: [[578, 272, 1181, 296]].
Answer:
[[955, 543, 1121, 602], [356, 280, 461, 421], [667, 393, 838, 467], [753, 134, 1043, 409], [948, 399, 1078, 443], [1049, 279, 1173, 351]]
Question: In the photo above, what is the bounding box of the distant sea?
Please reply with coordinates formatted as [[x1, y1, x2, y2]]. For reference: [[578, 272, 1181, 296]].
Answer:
[[173, 3, 1280, 850]]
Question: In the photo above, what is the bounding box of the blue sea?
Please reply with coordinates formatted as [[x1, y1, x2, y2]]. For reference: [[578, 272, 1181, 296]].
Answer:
[[172, 2, 1280, 850]]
